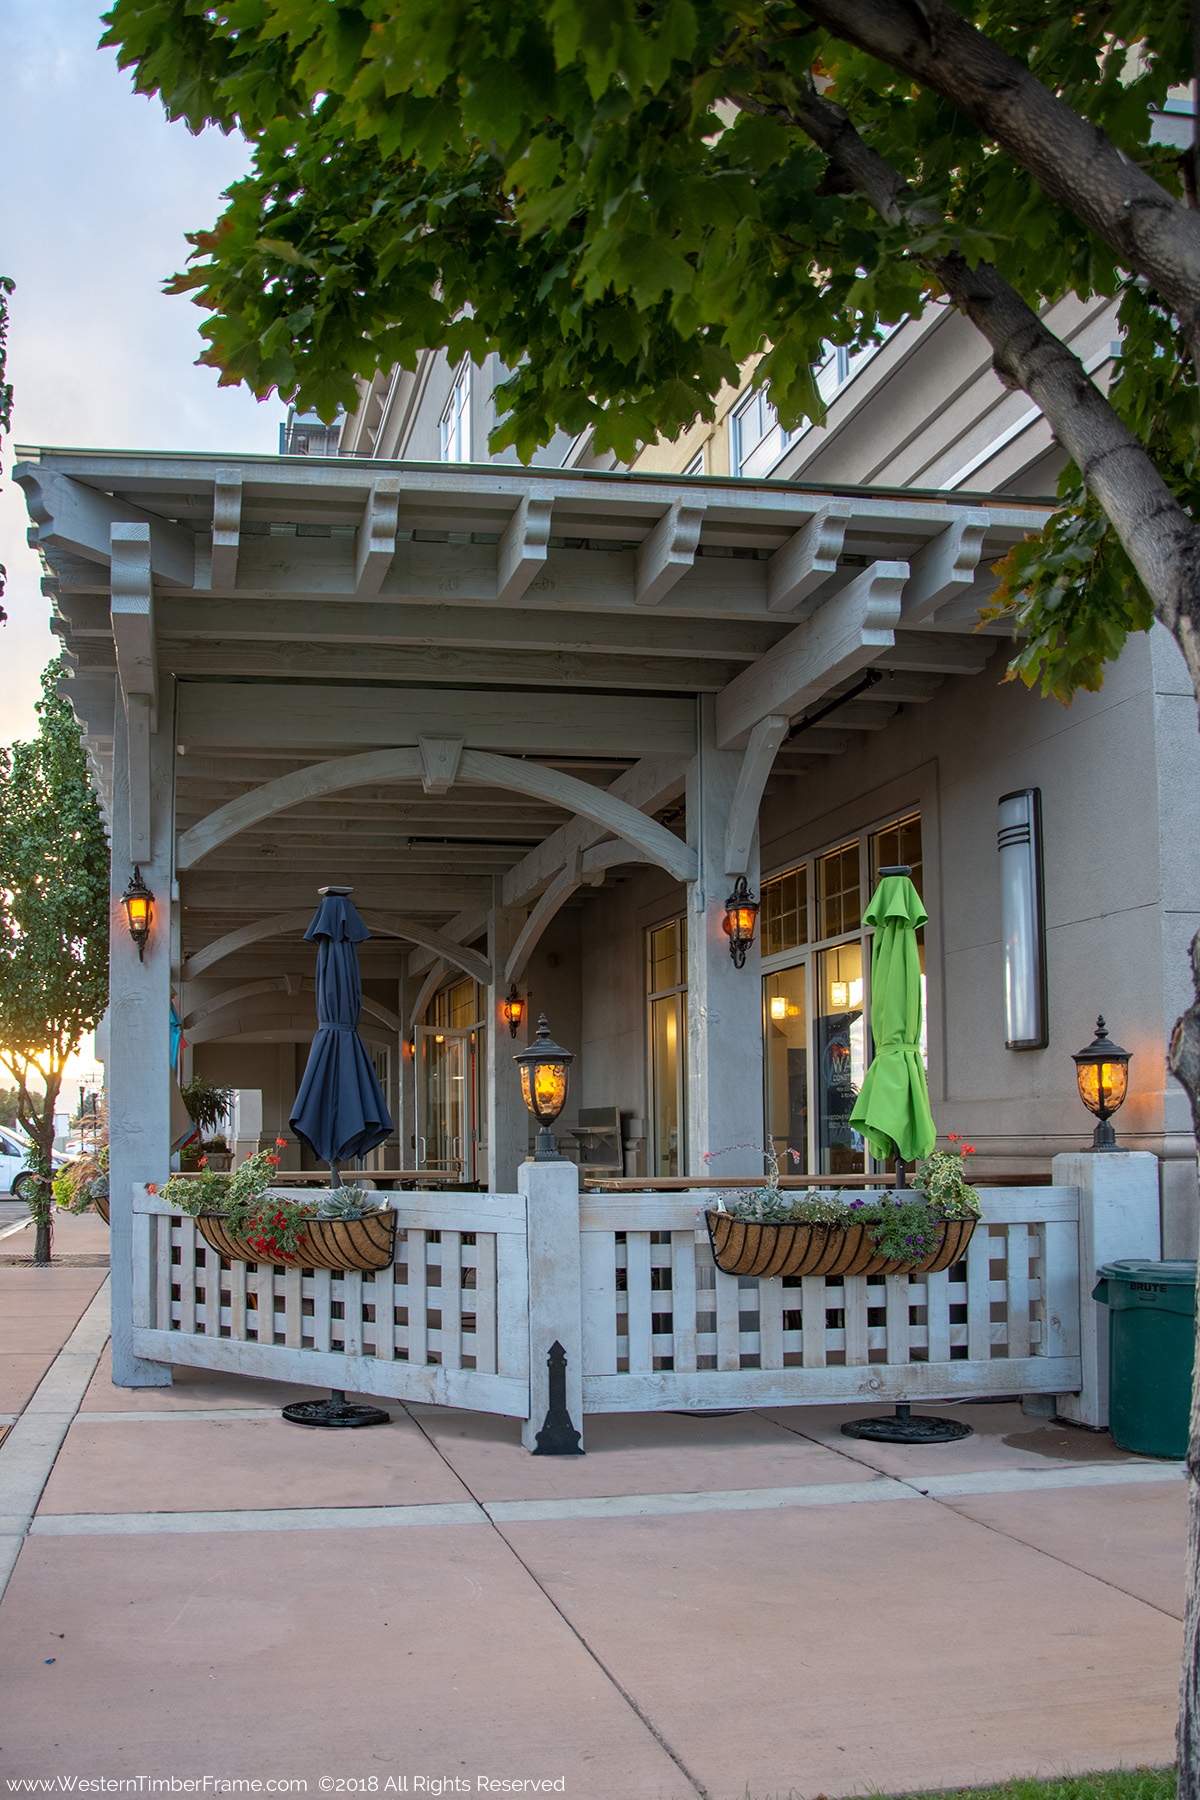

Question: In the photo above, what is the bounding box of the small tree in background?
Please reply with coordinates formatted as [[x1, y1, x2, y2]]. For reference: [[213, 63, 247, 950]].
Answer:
[[0, 660, 110, 1262]]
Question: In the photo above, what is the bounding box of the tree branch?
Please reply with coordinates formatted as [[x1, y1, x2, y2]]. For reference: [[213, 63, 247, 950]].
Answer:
[[799, 0, 1200, 375], [738, 79, 1200, 691]]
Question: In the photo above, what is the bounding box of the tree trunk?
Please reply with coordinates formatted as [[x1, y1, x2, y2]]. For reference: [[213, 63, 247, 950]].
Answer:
[[33, 1220, 51, 1265]]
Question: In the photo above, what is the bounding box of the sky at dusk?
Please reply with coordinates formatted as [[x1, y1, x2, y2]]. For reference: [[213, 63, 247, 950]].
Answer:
[[0, 0, 286, 745]]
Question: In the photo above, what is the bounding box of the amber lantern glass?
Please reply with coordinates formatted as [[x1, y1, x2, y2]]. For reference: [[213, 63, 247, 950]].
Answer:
[[120, 866, 154, 963], [502, 984, 526, 1039], [1072, 1016, 1132, 1152], [513, 1014, 575, 1161], [722, 876, 760, 969]]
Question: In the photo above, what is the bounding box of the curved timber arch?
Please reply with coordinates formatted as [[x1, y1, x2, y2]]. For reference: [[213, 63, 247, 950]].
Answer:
[[184, 977, 402, 1036], [181, 910, 491, 985], [188, 1013, 394, 1049], [176, 743, 697, 886]]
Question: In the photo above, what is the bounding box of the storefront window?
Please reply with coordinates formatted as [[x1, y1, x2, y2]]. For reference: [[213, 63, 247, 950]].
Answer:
[[764, 965, 808, 1175], [647, 917, 687, 1177], [761, 812, 923, 1175], [420, 977, 485, 1179]]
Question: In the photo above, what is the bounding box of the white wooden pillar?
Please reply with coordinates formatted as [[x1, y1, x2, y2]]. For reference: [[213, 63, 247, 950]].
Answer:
[[520, 1158, 584, 1452], [1054, 1150, 1160, 1428], [108, 686, 174, 1387], [684, 697, 765, 1180], [488, 881, 530, 1191]]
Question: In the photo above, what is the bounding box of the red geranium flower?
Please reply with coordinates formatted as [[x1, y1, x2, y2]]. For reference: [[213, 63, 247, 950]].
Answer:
[[146, 1183, 158, 1196], [199, 1155, 208, 1167], [275, 1136, 288, 1147], [963, 1144, 975, 1154]]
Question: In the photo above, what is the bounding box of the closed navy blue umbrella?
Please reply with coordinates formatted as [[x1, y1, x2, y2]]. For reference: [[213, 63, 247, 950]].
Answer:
[[289, 887, 392, 1182]]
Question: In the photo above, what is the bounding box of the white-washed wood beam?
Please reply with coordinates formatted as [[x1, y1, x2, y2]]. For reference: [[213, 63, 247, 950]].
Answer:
[[175, 685, 696, 755], [189, 1012, 394, 1048], [899, 513, 989, 625], [419, 737, 463, 795], [209, 471, 242, 591], [17, 466, 194, 584], [634, 500, 705, 605], [150, 595, 779, 661], [125, 695, 153, 863], [876, 632, 993, 675], [497, 493, 554, 603], [766, 503, 851, 614], [110, 524, 158, 730], [409, 960, 447, 1032], [183, 979, 402, 1037], [179, 743, 694, 884], [183, 874, 487, 912], [355, 476, 401, 596], [505, 852, 581, 986], [579, 840, 655, 885], [409, 905, 490, 978], [182, 909, 491, 984], [714, 562, 908, 750], [456, 750, 695, 886], [177, 748, 424, 869], [723, 715, 790, 877], [502, 756, 688, 907]]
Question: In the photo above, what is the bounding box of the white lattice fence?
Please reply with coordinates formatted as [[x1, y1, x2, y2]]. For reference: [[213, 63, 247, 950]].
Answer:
[[132, 1189, 529, 1415], [579, 1188, 1081, 1411]]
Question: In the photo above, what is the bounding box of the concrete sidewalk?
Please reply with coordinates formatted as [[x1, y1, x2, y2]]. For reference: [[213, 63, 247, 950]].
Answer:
[[0, 1222, 1186, 1799]]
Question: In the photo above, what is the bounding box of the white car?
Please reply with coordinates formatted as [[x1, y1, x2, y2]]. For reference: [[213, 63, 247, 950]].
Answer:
[[0, 1126, 67, 1201]]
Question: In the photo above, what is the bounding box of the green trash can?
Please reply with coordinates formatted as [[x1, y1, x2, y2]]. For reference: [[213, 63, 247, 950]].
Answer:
[[1092, 1259, 1197, 1458]]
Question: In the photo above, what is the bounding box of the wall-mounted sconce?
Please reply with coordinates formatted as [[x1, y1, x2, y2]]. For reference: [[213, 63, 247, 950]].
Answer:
[[502, 984, 526, 1038], [997, 788, 1048, 1048], [723, 876, 760, 968], [120, 866, 154, 962]]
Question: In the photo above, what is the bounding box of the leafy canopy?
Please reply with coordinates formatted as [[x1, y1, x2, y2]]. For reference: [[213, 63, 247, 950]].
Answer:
[[101, 0, 1195, 698], [0, 658, 110, 1164]]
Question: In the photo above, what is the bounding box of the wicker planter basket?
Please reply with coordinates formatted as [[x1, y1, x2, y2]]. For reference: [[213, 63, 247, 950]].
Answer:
[[195, 1209, 396, 1273], [705, 1211, 976, 1280], [91, 1195, 110, 1225]]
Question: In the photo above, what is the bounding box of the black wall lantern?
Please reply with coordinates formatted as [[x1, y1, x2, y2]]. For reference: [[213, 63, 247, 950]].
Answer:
[[120, 866, 154, 962], [502, 984, 526, 1038], [1072, 1016, 1131, 1152], [722, 876, 760, 968], [514, 1014, 574, 1161]]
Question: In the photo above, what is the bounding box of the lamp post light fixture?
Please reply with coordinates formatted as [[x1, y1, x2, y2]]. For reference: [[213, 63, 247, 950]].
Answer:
[[120, 866, 154, 962], [502, 984, 526, 1039], [514, 1014, 574, 1161], [1072, 1016, 1132, 1152], [723, 876, 760, 969]]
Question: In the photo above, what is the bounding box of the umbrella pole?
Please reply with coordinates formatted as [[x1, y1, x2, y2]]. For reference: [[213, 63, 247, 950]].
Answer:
[[840, 1140, 972, 1446], [281, 1154, 392, 1431]]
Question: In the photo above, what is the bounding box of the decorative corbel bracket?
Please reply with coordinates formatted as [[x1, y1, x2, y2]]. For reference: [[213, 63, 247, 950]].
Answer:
[[356, 475, 402, 596], [110, 522, 157, 864], [498, 493, 555, 603], [900, 513, 989, 625], [210, 470, 243, 591], [766, 502, 852, 614], [635, 499, 705, 606], [419, 737, 464, 796]]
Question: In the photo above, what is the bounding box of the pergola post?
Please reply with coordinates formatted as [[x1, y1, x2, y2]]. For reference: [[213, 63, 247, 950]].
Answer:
[[488, 881, 531, 1190], [108, 686, 174, 1387], [684, 697, 766, 1180]]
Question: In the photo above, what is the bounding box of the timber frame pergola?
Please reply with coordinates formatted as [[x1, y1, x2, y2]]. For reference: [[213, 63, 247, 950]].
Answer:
[[18, 446, 1048, 1382]]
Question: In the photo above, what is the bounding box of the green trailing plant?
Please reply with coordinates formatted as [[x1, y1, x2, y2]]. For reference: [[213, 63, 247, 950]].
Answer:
[[164, 1139, 383, 1261], [714, 1138, 981, 1266]]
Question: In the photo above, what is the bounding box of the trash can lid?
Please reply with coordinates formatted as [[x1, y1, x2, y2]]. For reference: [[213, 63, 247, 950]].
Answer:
[[1097, 1259, 1197, 1285]]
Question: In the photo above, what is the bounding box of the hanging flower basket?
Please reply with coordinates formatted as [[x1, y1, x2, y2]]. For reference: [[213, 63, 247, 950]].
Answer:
[[195, 1208, 396, 1273], [705, 1210, 976, 1279], [91, 1195, 110, 1225]]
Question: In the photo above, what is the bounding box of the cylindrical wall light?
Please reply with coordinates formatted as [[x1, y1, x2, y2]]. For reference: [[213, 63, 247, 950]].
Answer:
[[997, 788, 1047, 1049]]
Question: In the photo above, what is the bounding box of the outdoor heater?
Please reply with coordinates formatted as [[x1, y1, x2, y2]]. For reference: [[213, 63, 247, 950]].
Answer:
[[120, 866, 154, 962], [723, 876, 760, 968], [514, 1014, 574, 1161], [1072, 1016, 1132, 1151]]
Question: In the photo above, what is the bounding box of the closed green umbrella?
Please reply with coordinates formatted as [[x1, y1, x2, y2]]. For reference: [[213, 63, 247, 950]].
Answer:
[[848, 866, 936, 1170]]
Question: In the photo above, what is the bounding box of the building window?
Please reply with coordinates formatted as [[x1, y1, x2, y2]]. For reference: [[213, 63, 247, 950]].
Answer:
[[761, 811, 923, 1177], [440, 361, 471, 462], [684, 447, 705, 475], [647, 916, 688, 1177], [730, 387, 797, 480], [419, 976, 486, 1180]]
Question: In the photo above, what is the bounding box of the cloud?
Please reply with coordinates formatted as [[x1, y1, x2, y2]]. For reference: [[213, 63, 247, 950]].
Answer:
[[0, 0, 285, 743]]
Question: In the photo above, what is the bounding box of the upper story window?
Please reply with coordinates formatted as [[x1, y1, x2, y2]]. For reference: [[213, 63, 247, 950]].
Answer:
[[684, 447, 705, 476], [730, 388, 796, 480], [440, 362, 471, 462]]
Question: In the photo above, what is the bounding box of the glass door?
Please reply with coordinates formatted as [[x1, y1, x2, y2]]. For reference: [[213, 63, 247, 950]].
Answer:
[[764, 963, 808, 1176], [419, 1028, 481, 1180]]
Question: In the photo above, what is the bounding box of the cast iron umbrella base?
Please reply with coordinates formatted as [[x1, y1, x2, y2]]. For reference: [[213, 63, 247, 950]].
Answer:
[[282, 1389, 391, 1429], [841, 1403, 972, 1445]]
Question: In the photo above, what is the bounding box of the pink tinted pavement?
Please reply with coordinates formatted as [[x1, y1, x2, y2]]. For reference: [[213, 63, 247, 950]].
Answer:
[[0, 1254, 1188, 1800]]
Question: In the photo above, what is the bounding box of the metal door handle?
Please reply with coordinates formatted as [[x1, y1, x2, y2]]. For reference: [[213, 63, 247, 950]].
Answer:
[[418, 1136, 427, 1167]]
